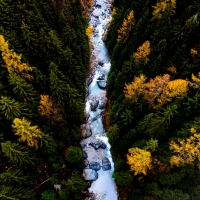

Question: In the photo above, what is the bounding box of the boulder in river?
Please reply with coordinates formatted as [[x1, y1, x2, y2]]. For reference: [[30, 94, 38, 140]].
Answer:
[[83, 159, 89, 167], [82, 151, 88, 159], [83, 169, 98, 181], [96, 4, 101, 8], [101, 12, 106, 20], [97, 74, 105, 80], [89, 141, 107, 150], [98, 97, 107, 109], [98, 61, 104, 66], [98, 102, 105, 109], [102, 157, 111, 171], [90, 99, 99, 111], [97, 80, 106, 89], [99, 143, 107, 149], [95, 141, 107, 149], [89, 142, 96, 149], [81, 124, 92, 138], [89, 162, 101, 171]]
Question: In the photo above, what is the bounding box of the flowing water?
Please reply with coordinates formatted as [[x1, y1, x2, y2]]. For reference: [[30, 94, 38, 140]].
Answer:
[[81, 0, 118, 199]]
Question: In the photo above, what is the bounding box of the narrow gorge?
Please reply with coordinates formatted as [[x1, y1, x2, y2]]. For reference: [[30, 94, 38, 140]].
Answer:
[[81, 0, 118, 199]]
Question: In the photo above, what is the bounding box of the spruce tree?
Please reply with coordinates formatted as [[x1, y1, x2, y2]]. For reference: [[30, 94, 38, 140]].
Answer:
[[0, 170, 28, 186], [0, 96, 22, 120], [1, 141, 35, 167], [8, 73, 38, 102], [0, 185, 33, 200]]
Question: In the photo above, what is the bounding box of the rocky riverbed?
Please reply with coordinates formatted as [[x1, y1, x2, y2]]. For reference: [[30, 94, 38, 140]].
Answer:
[[80, 0, 118, 199]]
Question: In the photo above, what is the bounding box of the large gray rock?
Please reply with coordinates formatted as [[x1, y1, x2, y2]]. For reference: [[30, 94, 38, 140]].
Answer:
[[98, 61, 104, 66], [90, 99, 99, 111], [83, 169, 98, 181], [82, 151, 88, 159], [89, 142, 107, 150], [81, 124, 92, 138], [97, 74, 105, 80], [83, 159, 89, 167], [97, 80, 106, 89], [89, 162, 101, 171], [102, 157, 111, 171], [98, 97, 107, 109], [98, 101, 105, 109]]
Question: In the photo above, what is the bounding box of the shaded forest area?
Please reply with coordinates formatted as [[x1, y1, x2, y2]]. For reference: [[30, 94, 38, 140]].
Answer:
[[105, 0, 200, 199], [0, 0, 90, 199]]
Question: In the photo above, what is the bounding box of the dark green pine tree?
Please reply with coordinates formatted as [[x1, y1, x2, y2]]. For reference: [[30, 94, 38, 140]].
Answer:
[[49, 62, 68, 107], [49, 62, 84, 123], [139, 105, 177, 139], [1, 141, 35, 167], [0, 185, 33, 200], [8, 73, 38, 103], [0, 170, 28, 186], [0, 96, 22, 120], [21, 21, 37, 50]]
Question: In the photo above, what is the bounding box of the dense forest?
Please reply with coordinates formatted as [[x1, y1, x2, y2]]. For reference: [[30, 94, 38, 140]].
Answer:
[[0, 0, 90, 199], [105, 0, 200, 199]]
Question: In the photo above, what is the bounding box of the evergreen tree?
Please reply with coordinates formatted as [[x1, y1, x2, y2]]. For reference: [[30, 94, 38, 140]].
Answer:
[[0, 96, 22, 120], [8, 73, 38, 102], [0, 170, 28, 186], [1, 141, 35, 167], [0, 185, 33, 200]]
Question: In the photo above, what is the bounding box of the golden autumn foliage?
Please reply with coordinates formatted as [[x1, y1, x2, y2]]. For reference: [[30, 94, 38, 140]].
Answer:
[[143, 74, 170, 107], [170, 128, 200, 166], [127, 147, 152, 175], [152, 0, 176, 19], [0, 35, 33, 80], [124, 74, 146, 103], [190, 48, 198, 57], [117, 10, 135, 42], [0, 35, 8, 51], [134, 41, 151, 64], [191, 73, 200, 88], [12, 118, 44, 149], [86, 26, 94, 37], [167, 66, 178, 74], [156, 79, 188, 107], [124, 73, 190, 109], [38, 94, 66, 126]]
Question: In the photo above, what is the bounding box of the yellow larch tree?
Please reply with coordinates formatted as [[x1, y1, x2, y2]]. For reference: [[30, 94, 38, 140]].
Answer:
[[156, 79, 188, 107], [12, 118, 44, 149], [117, 10, 135, 42], [38, 94, 66, 126], [170, 128, 200, 167], [127, 147, 152, 175], [152, 0, 176, 19], [134, 41, 151, 64], [86, 26, 94, 37], [191, 72, 200, 89], [124, 74, 146, 103], [190, 48, 198, 58], [0, 35, 33, 80], [143, 74, 170, 107]]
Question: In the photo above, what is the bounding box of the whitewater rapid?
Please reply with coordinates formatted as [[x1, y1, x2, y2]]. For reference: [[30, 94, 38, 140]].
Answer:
[[81, 0, 118, 199]]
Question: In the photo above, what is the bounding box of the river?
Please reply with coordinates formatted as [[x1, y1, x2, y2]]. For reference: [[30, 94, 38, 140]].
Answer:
[[81, 0, 118, 199]]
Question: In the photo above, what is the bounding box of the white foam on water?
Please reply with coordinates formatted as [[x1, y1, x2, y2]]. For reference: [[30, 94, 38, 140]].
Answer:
[[81, 0, 118, 199]]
